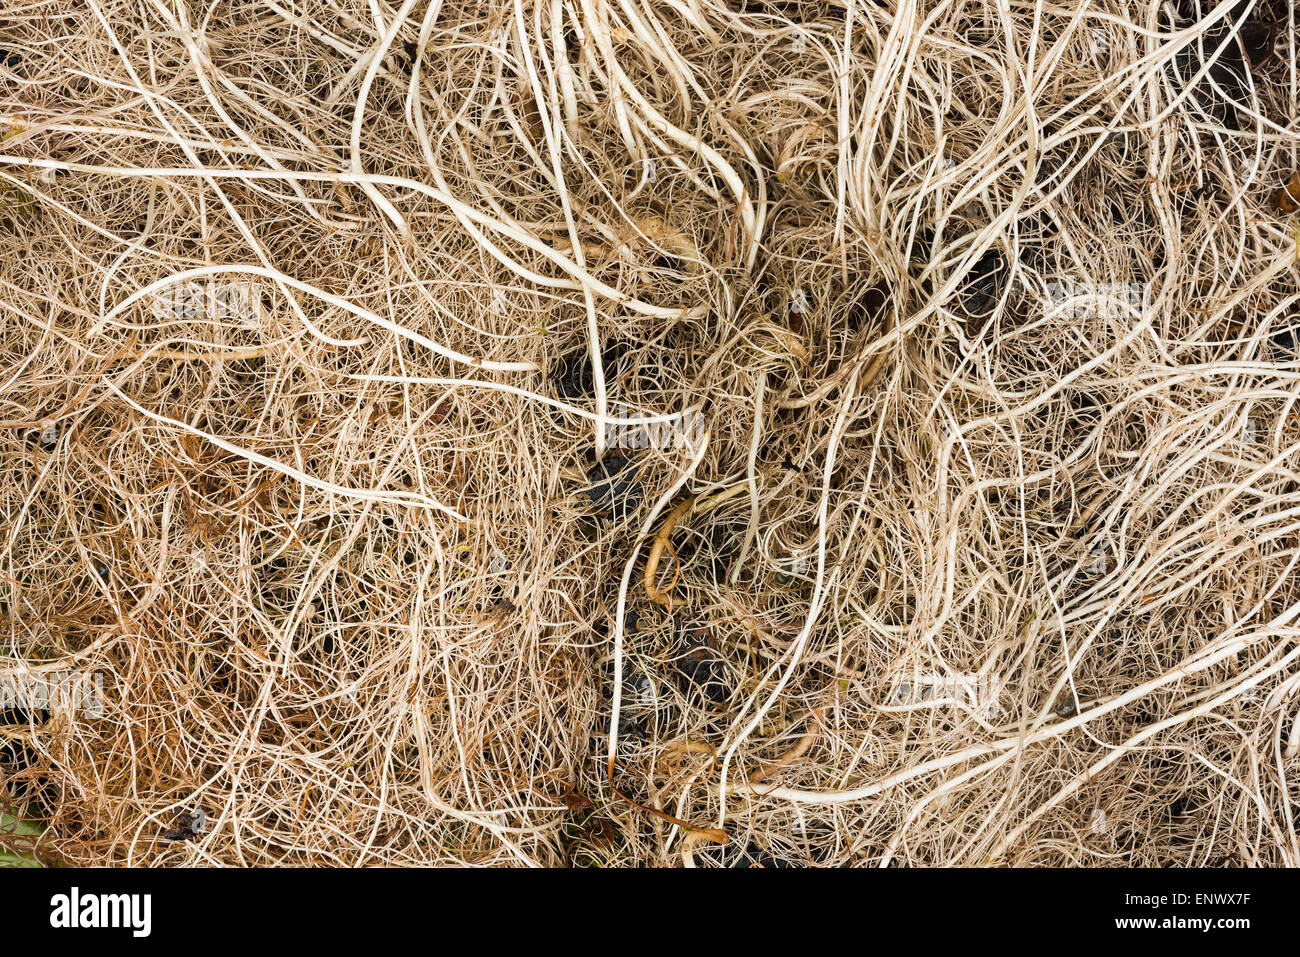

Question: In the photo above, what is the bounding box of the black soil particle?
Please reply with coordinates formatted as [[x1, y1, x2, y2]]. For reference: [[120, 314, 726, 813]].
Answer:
[[161, 807, 205, 842], [958, 248, 1009, 322], [1168, 0, 1272, 130], [553, 340, 628, 400], [1271, 319, 1299, 354], [584, 455, 642, 520], [693, 840, 787, 868], [669, 622, 730, 707], [849, 282, 890, 331], [0, 709, 56, 813]]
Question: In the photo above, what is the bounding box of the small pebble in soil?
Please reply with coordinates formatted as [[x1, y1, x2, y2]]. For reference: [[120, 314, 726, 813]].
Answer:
[[476, 595, 516, 616], [1273, 171, 1300, 214]]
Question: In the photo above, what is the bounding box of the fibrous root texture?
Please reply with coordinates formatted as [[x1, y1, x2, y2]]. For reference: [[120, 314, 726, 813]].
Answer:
[[2, 0, 1300, 866]]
